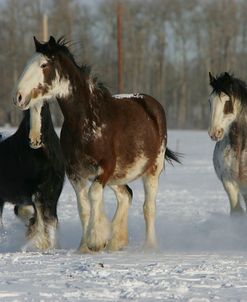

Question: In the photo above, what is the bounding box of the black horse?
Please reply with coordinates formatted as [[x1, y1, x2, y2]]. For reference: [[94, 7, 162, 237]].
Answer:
[[0, 103, 65, 250]]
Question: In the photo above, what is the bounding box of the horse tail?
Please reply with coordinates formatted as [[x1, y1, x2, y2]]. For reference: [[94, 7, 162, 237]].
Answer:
[[165, 147, 182, 165]]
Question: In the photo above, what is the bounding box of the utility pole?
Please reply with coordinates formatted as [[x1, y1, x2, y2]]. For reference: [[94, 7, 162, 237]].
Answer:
[[117, 1, 124, 93], [41, 0, 48, 41], [43, 13, 48, 41]]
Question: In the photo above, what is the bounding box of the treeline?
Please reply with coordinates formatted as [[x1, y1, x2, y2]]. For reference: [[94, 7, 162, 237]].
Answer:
[[0, 0, 246, 128]]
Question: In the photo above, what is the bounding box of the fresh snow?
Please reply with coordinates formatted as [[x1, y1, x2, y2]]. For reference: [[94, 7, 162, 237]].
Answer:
[[1, 130, 247, 301], [113, 93, 144, 99]]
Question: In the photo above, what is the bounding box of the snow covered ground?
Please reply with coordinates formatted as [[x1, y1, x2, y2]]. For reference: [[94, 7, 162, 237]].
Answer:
[[1, 130, 247, 301]]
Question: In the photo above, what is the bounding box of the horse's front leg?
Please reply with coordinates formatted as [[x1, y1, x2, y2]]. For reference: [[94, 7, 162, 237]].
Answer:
[[108, 185, 132, 251], [24, 201, 58, 251], [86, 180, 111, 252], [223, 179, 244, 215], [71, 179, 91, 253]]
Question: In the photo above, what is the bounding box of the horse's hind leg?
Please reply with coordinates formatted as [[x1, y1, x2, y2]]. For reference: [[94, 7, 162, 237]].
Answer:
[[108, 185, 132, 251], [223, 179, 244, 215], [142, 175, 159, 249], [142, 146, 165, 249]]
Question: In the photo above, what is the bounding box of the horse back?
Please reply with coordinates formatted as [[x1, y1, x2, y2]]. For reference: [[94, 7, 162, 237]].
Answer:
[[111, 94, 167, 147]]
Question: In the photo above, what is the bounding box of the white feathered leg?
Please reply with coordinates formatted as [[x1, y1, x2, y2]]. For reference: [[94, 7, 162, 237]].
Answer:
[[108, 185, 132, 251], [142, 144, 165, 249], [71, 179, 91, 253], [223, 179, 243, 214], [86, 181, 111, 251]]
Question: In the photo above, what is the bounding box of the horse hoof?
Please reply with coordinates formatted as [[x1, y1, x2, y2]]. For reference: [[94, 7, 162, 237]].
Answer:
[[77, 244, 93, 254], [107, 240, 128, 251], [87, 241, 108, 252], [230, 208, 245, 216]]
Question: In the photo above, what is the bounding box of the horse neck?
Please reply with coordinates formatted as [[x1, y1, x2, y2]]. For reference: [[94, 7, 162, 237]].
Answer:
[[57, 61, 107, 129], [57, 64, 90, 122]]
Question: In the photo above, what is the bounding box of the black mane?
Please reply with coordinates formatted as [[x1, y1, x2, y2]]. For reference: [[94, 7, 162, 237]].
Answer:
[[35, 36, 78, 67], [210, 72, 247, 105], [34, 36, 110, 97]]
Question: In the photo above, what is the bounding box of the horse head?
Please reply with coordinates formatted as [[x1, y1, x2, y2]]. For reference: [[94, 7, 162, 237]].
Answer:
[[13, 36, 70, 111], [208, 72, 241, 141]]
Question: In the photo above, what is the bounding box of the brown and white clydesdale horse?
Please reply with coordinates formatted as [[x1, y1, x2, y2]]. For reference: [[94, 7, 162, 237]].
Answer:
[[13, 36, 180, 252]]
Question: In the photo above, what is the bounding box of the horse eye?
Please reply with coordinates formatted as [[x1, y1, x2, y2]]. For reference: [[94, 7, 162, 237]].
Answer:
[[41, 63, 48, 69], [224, 100, 233, 114]]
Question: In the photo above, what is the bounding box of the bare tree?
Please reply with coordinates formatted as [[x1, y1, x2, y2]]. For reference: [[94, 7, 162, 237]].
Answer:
[[0, 0, 246, 129]]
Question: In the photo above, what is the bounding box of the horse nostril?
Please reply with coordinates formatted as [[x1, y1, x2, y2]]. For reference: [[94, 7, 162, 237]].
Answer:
[[217, 129, 223, 137], [18, 93, 22, 103]]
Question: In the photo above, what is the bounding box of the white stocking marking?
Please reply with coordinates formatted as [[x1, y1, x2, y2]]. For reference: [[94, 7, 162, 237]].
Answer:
[[108, 185, 131, 251], [86, 181, 111, 251]]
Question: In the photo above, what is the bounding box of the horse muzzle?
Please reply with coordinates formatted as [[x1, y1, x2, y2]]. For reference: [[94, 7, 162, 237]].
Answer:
[[13, 91, 31, 110], [208, 128, 224, 141]]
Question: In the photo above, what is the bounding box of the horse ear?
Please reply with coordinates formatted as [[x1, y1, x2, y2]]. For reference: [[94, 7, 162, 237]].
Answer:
[[48, 36, 56, 47], [209, 72, 215, 85], [224, 72, 231, 80], [33, 36, 43, 52]]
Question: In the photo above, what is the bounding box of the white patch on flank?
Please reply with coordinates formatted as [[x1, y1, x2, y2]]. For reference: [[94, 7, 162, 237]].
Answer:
[[111, 155, 148, 185], [113, 93, 144, 99]]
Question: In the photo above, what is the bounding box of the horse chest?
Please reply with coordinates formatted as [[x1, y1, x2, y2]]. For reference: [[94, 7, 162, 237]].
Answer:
[[60, 138, 100, 182]]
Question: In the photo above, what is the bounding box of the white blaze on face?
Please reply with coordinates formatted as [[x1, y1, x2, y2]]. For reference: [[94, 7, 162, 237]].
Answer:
[[208, 92, 238, 141], [14, 54, 48, 109], [14, 53, 71, 110], [29, 103, 43, 149]]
